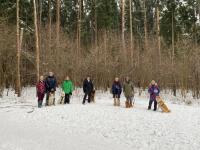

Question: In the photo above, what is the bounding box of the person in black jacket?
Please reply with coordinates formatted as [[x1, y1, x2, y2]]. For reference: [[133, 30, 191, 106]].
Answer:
[[82, 76, 94, 104], [45, 72, 57, 106]]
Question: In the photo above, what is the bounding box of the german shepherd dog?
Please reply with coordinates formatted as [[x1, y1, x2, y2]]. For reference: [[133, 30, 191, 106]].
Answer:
[[90, 89, 96, 103]]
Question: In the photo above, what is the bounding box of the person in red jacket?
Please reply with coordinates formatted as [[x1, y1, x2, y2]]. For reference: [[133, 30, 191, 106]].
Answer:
[[36, 76, 46, 108]]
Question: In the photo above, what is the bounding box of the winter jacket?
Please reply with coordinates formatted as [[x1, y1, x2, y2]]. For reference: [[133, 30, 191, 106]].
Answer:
[[62, 80, 74, 94], [112, 81, 122, 95], [123, 81, 134, 98], [36, 81, 46, 94], [148, 85, 160, 100], [45, 76, 57, 92], [83, 79, 94, 94]]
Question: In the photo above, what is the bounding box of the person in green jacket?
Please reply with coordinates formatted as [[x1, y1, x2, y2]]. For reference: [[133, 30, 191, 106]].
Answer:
[[123, 76, 134, 108], [62, 76, 74, 104]]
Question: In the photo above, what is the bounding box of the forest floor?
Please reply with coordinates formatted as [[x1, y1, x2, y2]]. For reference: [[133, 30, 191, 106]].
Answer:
[[0, 88, 200, 150]]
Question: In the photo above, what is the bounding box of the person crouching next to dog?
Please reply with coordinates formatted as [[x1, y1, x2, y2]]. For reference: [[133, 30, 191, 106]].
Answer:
[[82, 76, 94, 105], [36, 76, 46, 108], [123, 76, 134, 108], [62, 76, 74, 104], [112, 77, 122, 106], [45, 72, 57, 106], [148, 80, 160, 111]]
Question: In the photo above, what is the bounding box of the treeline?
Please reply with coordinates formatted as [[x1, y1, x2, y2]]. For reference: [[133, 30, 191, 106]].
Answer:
[[0, 0, 200, 98]]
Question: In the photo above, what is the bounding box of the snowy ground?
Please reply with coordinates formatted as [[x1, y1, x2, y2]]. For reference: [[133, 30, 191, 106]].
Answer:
[[0, 88, 200, 150]]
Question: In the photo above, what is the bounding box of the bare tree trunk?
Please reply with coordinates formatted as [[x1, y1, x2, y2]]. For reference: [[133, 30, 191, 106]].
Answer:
[[122, 0, 125, 51], [94, 0, 98, 81], [171, 7, 175, 65], [129, 0, 133, 50], [16, 0, 21, 97], [129, 0, 133, 66], [94, 0, 98, 48], [48, 1, 52, 46], [38, 0, 43, 72], [77, 0, 82, 58], [156, 0, 161, 66], [56, 0, 60, 46], [171, 3, 176, 96], [33, 0, 40, 82], [121, 0, 125, 53], [47, 0, 52, 73], [143, 0, 148, 51], [39, 0, 42, 48]]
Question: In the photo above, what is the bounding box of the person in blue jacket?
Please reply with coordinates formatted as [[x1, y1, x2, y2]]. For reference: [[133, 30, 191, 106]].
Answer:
[[148, 80, 160, 111], [112, 77, 122, 106], [45, 72, 57, 106]]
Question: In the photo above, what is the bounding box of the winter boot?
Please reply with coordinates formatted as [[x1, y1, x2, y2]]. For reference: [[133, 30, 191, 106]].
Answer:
[[125, 100, 129, 108]]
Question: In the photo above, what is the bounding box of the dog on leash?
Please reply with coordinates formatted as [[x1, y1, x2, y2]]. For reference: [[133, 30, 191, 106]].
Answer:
[[57, 92, 65, 104], [90, 89, 96, 103], [156, 96, 171, 113], [48, 92, 55, 106]]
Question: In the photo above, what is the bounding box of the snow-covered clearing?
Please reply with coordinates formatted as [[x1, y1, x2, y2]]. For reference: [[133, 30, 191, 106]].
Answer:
[[0, 88, 200, 150]]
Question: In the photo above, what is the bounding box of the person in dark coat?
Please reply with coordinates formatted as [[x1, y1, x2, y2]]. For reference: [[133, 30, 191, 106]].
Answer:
[[45, 72, 57, 106], [36, 76, 46, 108], [112, 77, 122, 106], [82, 76, 94, 104], [148, 80, 160, 111]]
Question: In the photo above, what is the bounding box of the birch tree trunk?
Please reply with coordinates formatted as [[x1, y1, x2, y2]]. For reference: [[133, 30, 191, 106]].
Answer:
[[16, 0, 21, 97], [33, 0, 40, 82]]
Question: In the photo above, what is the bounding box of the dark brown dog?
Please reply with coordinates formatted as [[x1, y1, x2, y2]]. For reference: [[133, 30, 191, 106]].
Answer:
[[90, 90, 95, 103]]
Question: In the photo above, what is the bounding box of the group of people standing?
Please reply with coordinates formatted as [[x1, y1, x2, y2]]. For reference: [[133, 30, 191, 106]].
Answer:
[[36, 72, 57, 108], [111, 76, 135, 108], [36, 72, 160, 111], [111, 77, 160, 110], [36, 72, 95, 108]]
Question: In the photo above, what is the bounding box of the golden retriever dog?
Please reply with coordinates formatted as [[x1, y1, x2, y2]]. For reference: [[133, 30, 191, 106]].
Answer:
[[156, 96, 171, 113]]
